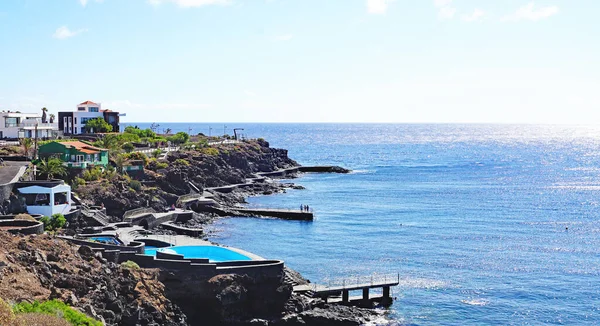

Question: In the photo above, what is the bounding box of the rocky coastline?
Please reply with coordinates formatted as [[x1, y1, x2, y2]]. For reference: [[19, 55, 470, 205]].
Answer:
[[1, 138, 389, 326]]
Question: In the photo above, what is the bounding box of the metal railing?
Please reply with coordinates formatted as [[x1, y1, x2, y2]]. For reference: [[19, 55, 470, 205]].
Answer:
[[176, 193, 202, 206], [123, 207, 156, 219], [311, 273, 400, 292], [80, 203, 110, 226]]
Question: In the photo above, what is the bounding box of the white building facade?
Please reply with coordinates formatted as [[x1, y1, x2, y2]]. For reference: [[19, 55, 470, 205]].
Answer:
[[58, 101, 124, 135], [0, 111, 58, 139], [18, 184, 72, 217]]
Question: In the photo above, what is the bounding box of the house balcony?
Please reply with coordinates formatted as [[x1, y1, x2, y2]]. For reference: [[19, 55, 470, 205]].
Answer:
[[18, 122, 57, 130], [64, 161, 104, 169]]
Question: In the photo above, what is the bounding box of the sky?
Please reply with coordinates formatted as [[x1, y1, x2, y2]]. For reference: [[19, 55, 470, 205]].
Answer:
[[0, 0, 598, 123]]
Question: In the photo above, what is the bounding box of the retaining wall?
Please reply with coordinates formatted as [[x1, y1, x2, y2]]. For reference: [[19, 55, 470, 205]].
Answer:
[[0, 219, 44, 235], [60, 237, 145, 254]]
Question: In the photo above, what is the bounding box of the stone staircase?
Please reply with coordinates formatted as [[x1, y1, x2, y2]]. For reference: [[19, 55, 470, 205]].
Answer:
[[79, 203, 110, 226]]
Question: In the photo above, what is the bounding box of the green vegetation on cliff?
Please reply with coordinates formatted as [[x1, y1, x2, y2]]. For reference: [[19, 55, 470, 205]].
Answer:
[[0, 298, 101, 326]]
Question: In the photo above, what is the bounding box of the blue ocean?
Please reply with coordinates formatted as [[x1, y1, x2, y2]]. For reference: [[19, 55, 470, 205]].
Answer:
[[131, 123, 600, 325]]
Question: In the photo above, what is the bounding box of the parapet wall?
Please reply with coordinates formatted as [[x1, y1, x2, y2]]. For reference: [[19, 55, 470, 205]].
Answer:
[[110, 250, 284, 280], [0, 219, 44, 235], [60, 236, 145, 254]]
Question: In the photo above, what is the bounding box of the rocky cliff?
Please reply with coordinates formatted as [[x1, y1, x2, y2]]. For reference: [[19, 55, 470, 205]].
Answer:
[[75, 139, 298, 218], [0, 231, 185, 326]]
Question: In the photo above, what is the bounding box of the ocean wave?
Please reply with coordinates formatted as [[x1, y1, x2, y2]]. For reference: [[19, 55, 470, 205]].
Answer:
[[350, 169, 375, 174], [461, 298, 490, 306]]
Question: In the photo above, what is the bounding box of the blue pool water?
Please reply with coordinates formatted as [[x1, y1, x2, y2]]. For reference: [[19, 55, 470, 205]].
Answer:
[[133, 123, 600, 324], [156, 245, 252, 262], [144, 245, 158, 256], [89, 236, 122, 245]]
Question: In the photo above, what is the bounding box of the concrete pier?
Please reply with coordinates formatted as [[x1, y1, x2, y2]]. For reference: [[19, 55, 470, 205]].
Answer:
[[293, 273, 399, 308], [232, 207, 313, 221]]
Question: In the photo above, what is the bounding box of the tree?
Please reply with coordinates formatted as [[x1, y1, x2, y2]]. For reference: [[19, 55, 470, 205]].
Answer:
[[113, 154, 127, 173], [167, 132, 190, 145], [165, 128, 172, 135], [121, 142, 135, 153], [49, 113, 55, 123], [41, 107, 48, 123], [36, 158, 67, 180], [85, 118, 113, 133], [20, 138, 32, 158]]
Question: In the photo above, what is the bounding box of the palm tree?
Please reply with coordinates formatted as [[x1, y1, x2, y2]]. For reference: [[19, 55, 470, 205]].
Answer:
[[36, 158, 67, 180], [20, 138, 32, 158], [165, 128, 172, 135], [113, 154, 127, 173], [49, 113, 55, 124], [41, 107, 48, 123]]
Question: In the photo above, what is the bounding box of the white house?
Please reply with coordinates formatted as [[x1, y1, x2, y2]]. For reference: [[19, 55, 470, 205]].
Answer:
[[0, 111, 58, 139], [17, 183, 72, 217], [58, 101, 125, 135]]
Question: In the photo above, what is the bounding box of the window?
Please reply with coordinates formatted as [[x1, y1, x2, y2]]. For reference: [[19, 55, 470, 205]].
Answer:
[[81, 117, 90, 124], [81, 127, 85, 134], [78, 107, 85, 111], [54, 192, 68, 205], [24, 194, 49, 206], [94, 153, 99, 161], [71, 155, 75, 161], [5, 117, 18, 128], [74, 117, 77, 124], [89, 107, 99, 112]]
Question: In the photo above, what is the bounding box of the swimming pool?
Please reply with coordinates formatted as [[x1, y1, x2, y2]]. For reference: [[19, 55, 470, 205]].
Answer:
[[144, 245, 159, 256], [88, 236, 122, 245], [156, 245, 252, 262]]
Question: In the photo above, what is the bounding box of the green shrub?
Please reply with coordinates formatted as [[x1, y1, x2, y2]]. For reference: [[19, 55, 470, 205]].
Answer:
[[82, 167, 102, 182], [151, 149, 162, 158], [120, 260, 140, 270], [129, 180, 142, 191], [124, 152, 149, 166], [40, 214, 66, 232], [124, 126, 156, 139], [121, 142, 135, 153], [174, 158, 190, 166], [12, 299, 102, 326], [166, 132, 190, 145], [147, 158, 168, 171], [199, 147, 219, 156]]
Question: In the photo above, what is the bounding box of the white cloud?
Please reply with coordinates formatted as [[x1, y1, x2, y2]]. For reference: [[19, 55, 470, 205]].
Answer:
[[52, 26, 87, 40], [434, 0, 456, 19], [274, 34, 293, 41], [366, 0, 393, 15], [462, 9, 485, 22], [148, 0, 231, 8], [502, 3, 559, 21]]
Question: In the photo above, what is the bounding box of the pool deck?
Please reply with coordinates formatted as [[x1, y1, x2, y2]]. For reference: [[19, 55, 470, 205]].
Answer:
[[113, 225, 264, 260]]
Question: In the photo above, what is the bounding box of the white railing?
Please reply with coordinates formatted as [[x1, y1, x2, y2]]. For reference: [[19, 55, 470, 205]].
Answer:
[[312, 273, 400, 292], [18, 122, 56, 128]]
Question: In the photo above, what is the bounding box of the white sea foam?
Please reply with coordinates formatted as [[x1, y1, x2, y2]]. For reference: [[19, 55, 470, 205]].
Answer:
[[461, 298, 490, 306]]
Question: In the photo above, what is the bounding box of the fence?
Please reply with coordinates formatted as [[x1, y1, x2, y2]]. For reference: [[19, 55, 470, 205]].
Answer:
[[311, 273, 400, 292]]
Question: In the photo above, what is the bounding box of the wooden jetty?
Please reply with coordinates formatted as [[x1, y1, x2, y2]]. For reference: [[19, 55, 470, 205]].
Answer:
[[293, 273, 399, 307]]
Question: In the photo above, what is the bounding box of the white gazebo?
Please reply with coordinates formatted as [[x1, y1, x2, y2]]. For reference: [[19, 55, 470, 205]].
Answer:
[[17, 184, 72, 217]]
